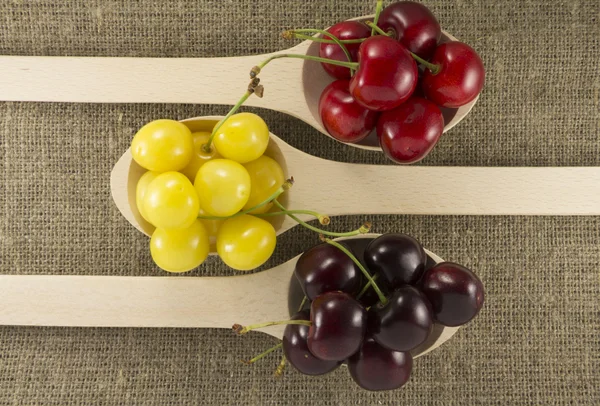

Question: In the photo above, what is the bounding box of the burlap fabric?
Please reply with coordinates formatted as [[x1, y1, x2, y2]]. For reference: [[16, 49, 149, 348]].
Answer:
[[1, 1, 599, 404]]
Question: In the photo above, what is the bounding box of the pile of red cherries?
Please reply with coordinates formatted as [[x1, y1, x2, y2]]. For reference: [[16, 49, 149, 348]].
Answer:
[[317, 1, 485, 163], [281, 233, 485, 391]]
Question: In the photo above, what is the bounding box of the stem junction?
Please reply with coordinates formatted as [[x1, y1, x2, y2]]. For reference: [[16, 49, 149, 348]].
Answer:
[[320, 237, 388, 305], [410, 52, 441, 75]]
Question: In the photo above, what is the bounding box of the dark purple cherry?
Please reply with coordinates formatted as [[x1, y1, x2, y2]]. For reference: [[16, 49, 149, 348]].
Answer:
[[320, 21, 371, 79], [283, 310, 342, 375], [378, 1, 442, 60], [348, 336, 413, 391], [308, 291, 367, 361], [368, 286, 433, 352], [319, 79, 379, 143], [349, 36, 418, 111], [364, 233, 427, 288], [377, 97, 444, 164], [421, 262, 484, 326], [422, 41, 485, 108], [294, 242, 362, 301]]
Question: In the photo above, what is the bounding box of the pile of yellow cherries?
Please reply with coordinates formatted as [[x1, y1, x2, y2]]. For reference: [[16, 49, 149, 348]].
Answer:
[[132, 113, 286, 272]]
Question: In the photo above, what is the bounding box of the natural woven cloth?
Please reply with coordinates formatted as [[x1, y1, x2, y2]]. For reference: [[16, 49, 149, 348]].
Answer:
[[1, 0, 599, 405]]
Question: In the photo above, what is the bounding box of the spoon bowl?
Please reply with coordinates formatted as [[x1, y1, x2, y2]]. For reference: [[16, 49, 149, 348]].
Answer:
[[0, 16, 477, 152], [301, 29, 478, 148], [0, 234, 459, 358], [123, 117, 291, 252]]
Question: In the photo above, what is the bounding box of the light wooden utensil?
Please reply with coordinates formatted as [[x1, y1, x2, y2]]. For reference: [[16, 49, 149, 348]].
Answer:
[[0, 235, 457, 358], [111, 116, 600, 250], [0, 16, 476, 151]]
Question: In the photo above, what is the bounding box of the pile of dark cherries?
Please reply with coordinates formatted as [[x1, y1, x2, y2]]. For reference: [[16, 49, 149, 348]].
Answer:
[[317, 1, 485, 164], [284, 234, 484, 391]]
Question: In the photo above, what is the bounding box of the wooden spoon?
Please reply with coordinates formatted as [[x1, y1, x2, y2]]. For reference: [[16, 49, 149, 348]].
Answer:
[[0, 234, 457, 358], [0, 16, 476, 151], [111, 115, 600, 251]]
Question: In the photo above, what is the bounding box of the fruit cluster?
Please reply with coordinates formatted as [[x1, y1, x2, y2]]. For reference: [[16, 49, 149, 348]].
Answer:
[[236, 234, 484, 391], [310, 1, 485, 163], [131, 114, 286, 272]]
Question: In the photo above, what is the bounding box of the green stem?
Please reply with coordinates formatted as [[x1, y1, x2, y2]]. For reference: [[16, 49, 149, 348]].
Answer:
[[274, 357, 286, 377], [298, 296, 308, 312], [356, 273, 380, 300], [410, 52, 441, 75], [371, 0, 384, 36], [255, 209, 330, 225], [203, 90, 253, 151], [233, 320, 311, 335], [241, 343, 283, 365], [321, 238, 388, 305], [366, 21, 391, 37], [287, 32, 366, 44], [197, 179, 293, 220], [284, 29, 355, 75], [273, 200, 369, 237], [253, 54, 358, 76]]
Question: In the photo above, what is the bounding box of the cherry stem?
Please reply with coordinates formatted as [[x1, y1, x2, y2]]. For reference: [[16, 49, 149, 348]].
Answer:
[[297, 296, 308, 312], [203, 85, 256, 152], [273, 199, 370, 237], [320, 237, 388, 305], [252, 54, 358, 77], [356, 273, 380, 300], [233, 320, 311, 335], [197, 179, 294, 220], [241, 342, 283, 365], [283, 29, 355, 75], [274, 357, 287, 377], [410, 52, 441, 75], [371, 0, 384, 36], [286, 32, 366, 44], [366, 21, 391, 37], [255, 209, 330, 226]]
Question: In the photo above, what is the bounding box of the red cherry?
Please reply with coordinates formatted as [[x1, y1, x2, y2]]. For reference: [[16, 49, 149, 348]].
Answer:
[[349, 36, 418, 111], [422, 41, 485, 108], [377, 97, 444, 164], [378, 1, 441, 59], [319, 21, 371, 79], [319, 79, 379, 143]]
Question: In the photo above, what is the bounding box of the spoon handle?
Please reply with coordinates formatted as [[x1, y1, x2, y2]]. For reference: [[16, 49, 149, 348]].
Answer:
[[0, 51, 304, 107], [0, 271, 292, 337], [285, 154, 600, 215]]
